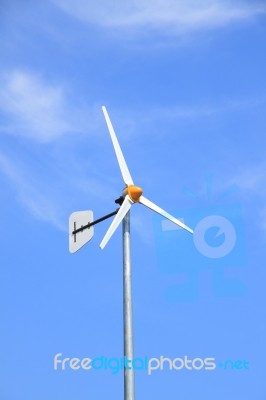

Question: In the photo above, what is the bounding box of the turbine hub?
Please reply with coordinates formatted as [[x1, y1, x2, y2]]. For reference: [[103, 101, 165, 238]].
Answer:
[[124, 185, 143, 202]]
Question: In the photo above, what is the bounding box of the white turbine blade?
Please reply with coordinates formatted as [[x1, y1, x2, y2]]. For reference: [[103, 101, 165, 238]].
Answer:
[[100, 195, 133, 249], [139, 195, 193, 234], [102, 106, 134, 186]]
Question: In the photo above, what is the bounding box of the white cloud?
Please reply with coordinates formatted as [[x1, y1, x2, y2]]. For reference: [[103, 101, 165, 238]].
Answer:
[[121, 97, 266, 130], [231, 165, 266, 192], [0, 70, 90, 142], [0, 150, 113, 232], [0, 153, 66, 230], [260, 207, 266, 233], [53, 0, 265, 34], [228, 164, 266, 234]]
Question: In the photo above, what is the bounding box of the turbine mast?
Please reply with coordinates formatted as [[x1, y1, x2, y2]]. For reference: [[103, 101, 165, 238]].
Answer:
[[123, 210, 135, 400]]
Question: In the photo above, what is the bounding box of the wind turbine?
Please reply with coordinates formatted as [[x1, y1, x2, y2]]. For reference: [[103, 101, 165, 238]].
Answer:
[[101, 106, 193, 399], [100, 106, 193, 249], [69, 106, 193, 400]]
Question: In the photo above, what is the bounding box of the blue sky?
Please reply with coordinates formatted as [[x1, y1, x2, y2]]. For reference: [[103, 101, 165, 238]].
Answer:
[[0, 0, 266, 398]]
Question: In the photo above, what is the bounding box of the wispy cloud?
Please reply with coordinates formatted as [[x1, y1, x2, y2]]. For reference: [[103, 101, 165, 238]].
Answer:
[[140, 97, 265, 122], [0, 70, 92, 142], [114, 97, 266, 134], [227, 164, 266, 234], [230, 164, 266, 193], [0, 150, 112, 231], [260, 207, 266, 234], [0, 152, 66, 230], [0, 138, 119, 231], [53, 0, 265, 34]]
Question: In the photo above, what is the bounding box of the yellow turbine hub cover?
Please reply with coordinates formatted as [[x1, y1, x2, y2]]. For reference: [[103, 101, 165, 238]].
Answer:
[[125, 185, 143, 202]]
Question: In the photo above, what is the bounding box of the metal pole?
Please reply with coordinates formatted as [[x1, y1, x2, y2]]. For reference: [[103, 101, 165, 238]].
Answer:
[[123, 210, 135, 400]]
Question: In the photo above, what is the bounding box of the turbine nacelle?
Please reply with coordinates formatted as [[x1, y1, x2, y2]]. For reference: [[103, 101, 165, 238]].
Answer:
[[124, 185, 143, 203]]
